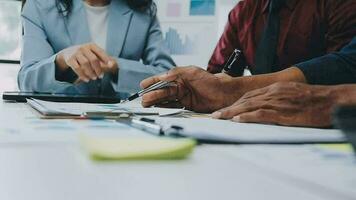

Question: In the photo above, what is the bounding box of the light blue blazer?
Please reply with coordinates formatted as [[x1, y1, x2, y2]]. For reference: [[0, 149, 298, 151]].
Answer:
[[18, 0, 175, 95]]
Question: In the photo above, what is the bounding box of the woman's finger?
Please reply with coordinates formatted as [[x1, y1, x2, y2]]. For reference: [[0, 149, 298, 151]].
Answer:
[[76, 53, 97, 80], [89, 44, 111, 64], [67, 57, 90, 82], [82, 48, 103, 78]]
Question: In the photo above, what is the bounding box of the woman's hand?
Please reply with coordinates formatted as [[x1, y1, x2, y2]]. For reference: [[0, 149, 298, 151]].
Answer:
[[56, 43, 118, 83]]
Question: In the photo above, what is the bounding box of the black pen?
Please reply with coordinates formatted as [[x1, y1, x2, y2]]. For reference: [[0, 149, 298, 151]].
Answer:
[[222, 49, 243, 76]]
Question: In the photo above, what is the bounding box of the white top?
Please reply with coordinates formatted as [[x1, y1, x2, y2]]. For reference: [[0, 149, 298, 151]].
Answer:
[[84, 2, 109, 50]]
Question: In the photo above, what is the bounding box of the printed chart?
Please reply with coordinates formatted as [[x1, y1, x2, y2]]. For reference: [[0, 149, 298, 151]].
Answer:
[[157, 0, 218, 67], [190, 0, 216, 16]]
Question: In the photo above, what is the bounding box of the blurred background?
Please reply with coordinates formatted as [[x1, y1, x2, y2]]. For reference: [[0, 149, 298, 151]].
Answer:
[[0, 0, 240, 93], [0, 0, 22, 92]]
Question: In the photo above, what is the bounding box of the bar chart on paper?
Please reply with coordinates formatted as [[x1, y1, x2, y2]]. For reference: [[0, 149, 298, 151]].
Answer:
[[157, 0, 218, 67], [161, 22, 216, 66], [162, 22, 216, 54], [163, 27, 197, 55]]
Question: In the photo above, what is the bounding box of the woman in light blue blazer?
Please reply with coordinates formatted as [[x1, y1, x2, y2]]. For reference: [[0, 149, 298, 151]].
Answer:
[[18, 0, 175, 96]]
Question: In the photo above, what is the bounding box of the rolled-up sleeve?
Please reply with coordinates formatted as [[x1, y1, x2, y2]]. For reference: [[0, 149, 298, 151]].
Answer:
[[296, 38, 356, 85]]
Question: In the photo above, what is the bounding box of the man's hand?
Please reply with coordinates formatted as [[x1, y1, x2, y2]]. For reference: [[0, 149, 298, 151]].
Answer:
[[211, 82, 343, 127], [214, 73, 234, 81], [56, 43, 118, 83], [140, 66, 241, 112], [141, 66, 309, 113]]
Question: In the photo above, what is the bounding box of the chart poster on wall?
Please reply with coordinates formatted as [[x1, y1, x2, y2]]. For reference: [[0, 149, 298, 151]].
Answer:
[[156, 0, 218, 68], [190, 0, 216, 16]]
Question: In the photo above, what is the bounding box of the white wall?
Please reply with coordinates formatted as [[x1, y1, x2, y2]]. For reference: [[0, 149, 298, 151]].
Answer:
[[217, 0, 241, 38]]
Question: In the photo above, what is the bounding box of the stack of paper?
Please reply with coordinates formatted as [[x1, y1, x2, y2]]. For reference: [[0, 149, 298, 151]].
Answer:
[[27, 99, 185, 118]]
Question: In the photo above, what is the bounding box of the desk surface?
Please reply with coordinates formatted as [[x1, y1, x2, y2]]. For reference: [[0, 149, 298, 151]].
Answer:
[[0, 101, 355, 200]]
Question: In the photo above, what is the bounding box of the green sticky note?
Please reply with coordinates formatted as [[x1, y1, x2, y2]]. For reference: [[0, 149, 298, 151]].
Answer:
[[80, 135, 196, 160]]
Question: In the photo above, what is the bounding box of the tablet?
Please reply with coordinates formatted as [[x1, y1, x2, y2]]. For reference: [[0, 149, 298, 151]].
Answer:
[[2, 91, 121, 104]]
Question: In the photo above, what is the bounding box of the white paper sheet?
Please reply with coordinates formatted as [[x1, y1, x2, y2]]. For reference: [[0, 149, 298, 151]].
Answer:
[[154, 117, 346, 143], [27, 99, 184, 117]]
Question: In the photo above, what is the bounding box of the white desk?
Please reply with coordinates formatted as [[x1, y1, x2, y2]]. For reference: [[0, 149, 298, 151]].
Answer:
[[0, 101, 355, 200]]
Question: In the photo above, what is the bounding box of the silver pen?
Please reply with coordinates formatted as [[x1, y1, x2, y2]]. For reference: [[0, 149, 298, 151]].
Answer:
[[122, 81, 175, 103], [117, 117, 184, 137]]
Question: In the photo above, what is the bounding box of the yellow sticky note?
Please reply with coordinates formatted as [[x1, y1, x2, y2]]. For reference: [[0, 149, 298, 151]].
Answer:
[[80, 135, 196, 160], [318, 144, 354, 153]]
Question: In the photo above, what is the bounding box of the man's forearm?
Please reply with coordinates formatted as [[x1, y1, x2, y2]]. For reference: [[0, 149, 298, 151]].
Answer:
[[330, 84, 356, 106], [224, 66, 307, 101]]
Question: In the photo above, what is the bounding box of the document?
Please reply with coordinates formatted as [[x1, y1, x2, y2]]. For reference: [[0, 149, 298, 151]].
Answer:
[[27, 99, 185, 117], [153, 117, 346, 144]]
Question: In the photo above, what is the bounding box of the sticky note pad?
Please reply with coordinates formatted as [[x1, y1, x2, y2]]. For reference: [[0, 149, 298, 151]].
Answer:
[[318, 144, 354, 153], [80, 135, 196, 160]]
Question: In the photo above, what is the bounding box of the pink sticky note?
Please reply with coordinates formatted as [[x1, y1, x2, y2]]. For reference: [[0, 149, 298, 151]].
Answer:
[[166, 3, 181, 17]]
